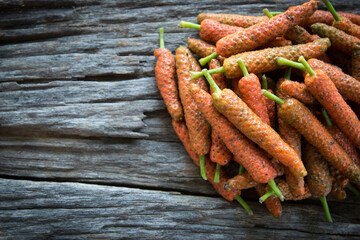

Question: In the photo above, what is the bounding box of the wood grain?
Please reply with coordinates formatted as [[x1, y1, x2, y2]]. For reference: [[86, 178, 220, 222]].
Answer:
[[1, 0, 360, 238]]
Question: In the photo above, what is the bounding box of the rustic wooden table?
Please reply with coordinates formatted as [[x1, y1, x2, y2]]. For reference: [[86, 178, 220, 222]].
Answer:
[[1, 0, 360, 239]]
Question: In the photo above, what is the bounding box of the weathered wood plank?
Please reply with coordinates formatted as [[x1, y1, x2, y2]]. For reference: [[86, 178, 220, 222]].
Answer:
[[1, 179, 359, 239]]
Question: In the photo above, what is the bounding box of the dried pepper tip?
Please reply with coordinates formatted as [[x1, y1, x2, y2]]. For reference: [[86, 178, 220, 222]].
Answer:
[[180, 21, 201, 30], [261, 89, 285, 105], [347, 183, 360, 198], [199, 52, 219, 66], [261, 75, 268, 90], [284, 67, 292, 80], [321, 108, 333, 127], [238, 165, 245, 175], [190, 67, 224, 79], [202, 69, 222, 93], [237, 58, 249, 77], [263, 8, 274, 19], [199, 155, 207, 180], [298, 56, 316, 77], [322, 0, 341, 22], [259, 189, 275, 204], [159, 27, 165, 48], [235, 195, 254, 216], [268, 179, 285, 201], [214, 163, 221, 183], [277, 57, 306, 71], [319, 196, 333, 223]]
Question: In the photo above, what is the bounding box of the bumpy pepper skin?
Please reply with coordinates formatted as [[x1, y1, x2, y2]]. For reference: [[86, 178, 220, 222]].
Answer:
[[213, 89, 306, 178], [189, 83, 277, 183], [197, 12, 267, 28], [352, 42, 360, 81], [154, 48, 183, 121], [267, 179, 311, 201], [308, 58, 360, 104], [333, 17, 360, 39], [264, 90, 277, 129], [255, 184, 282, 218], [278, 98, 360, 185], [279, 79, 317, 105], [285, 25, 319, 44], [176, 47, 210, 156], [331, 179, 347, 200], [227, 172, 258, 191], [257, 37, 292, 49], [216, 0, 319, 57], [205, 157, 240, 201], [303, 143, 332, 198], [311, 23, 360, 56], [301, 10, 360, 28], [171, 120, 199, 166], [200, 19, 243, 43], [209, 59, 227, 93], [223, 38, 330, 79], [187, 38, 226, 63], [304, 69, 360, 150], [238, 73, 270, 125]]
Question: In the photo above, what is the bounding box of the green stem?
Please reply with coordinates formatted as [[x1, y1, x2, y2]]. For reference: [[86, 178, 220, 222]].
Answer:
[[199, 155, 207, 180], [321, 0, 341, 22], [180, 21, 201, 30], [199, 52, 219, 66], [322, 108, 333, 127], [319, 196, 333, 223], [202, 69, 222, 93], [284, 67, 292, 80], [259, 189, 275, 203], [268, 179, 284, 201], [299, 56, 316, 77], [263, 8, 274, 18], [237, 58, 249, 77], [190, 67, 224, 79], [261, 75, 268, 90], [238, 165, 245, 175], [261, 89, 284, 105], [346, 183, 360, 198], [214, 163, 221, 183], [159, 27, 165, 48], [235, 195, 254, 216], [277, 57, 306, 71], [270, 11, 283, 16]]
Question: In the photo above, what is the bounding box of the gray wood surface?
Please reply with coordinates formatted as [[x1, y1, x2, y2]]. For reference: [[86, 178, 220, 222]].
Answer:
[[1, 0, 360, 239]]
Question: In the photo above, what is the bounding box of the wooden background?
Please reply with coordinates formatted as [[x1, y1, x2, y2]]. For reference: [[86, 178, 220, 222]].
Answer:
[[1, 0, 360, 239]]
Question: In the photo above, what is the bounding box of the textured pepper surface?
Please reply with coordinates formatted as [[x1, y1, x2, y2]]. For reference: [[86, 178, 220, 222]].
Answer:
[[223, 38, 330, 79], [303, 143, 332, 198], [171, 120, 199, 166], [227, 172, 258, 190], [257, 37, 292, 49], [154, 48, 183, 121], [311, 23, 360, 56], [301, 10, 360, 28], [285, 25, 319, 44], [305, 69, 360, 150], [187, 38, 226, 63], [266, 179, 311, 201], [333, 17, 360, 39], [200, 19, 243, 43], [216, 0, 319, 57], [189, 83, 277, 183], [308, 58, 360, 104], [176, 47, 210, 156], [331, 180, 347, 200], [278, 98, 360, 185], [255, 184, 282, 218], [280, 79, 317, 105], [352, 42, 360, 81], [213, 89, 306, 178], [197, 12, 267, 28], [205, 157, 239, 201], [264, 89, 276, 129], [238, 73, 270, 125]]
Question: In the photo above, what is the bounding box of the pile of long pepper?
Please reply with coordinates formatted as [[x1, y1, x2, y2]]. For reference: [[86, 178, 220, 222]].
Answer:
[[153, 0, 360, 222]]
